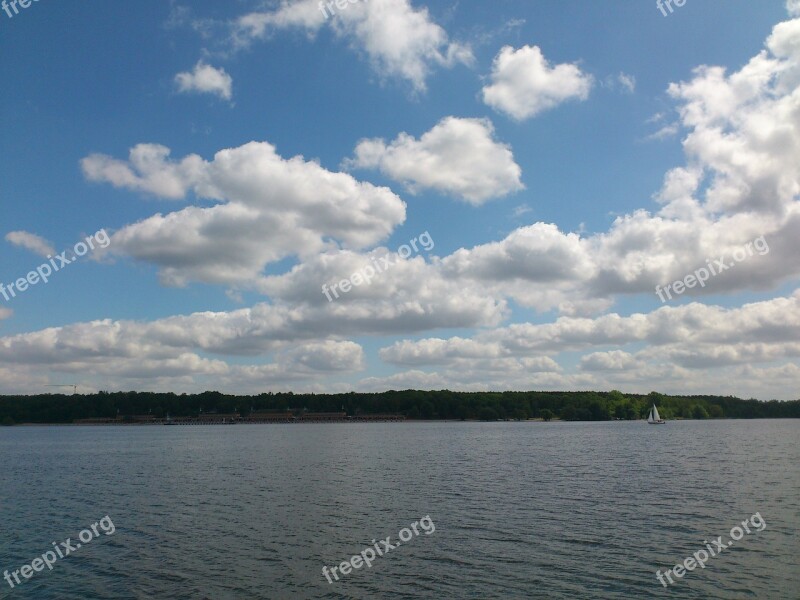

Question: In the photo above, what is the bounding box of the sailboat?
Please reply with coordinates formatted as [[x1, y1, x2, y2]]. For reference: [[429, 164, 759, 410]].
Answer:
[[647, 404, 666, 425]]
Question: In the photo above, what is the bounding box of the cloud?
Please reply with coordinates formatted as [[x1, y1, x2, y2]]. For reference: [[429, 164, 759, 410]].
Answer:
[[175, 61, 233, 101], [512, 204, 533, 218], [434, 208, 797, 313], [375, 290, 800, 398], [442, 223, 591, 284], [4, 231, 55, 257], [646, 122, 680, 141], [231, 0, 472, 92], [73, 12, 800, 379], [357, 369, 453, 392], [358, 361, 799, 399], [346, 117, 524, 205], [282, 340, 365, 372], [481, 45, 593, 120], [385, 291, 800, 359], [5, 12, 800, 399], [664, 21, 800, 216], [82, 141, 407, 286], [165, 4, 218, 39], [617, 72, 636, 93], [0, 252, 505, 359], [81, 144, 205, 200], [0, 280, 502, 392], [258, 247, 507, 330], [1, 287, 798, 397], [431, 17, 800, 310], [580, 350, 639, 371], [0, 328, 365, 394], [602, 72, 636, 93]]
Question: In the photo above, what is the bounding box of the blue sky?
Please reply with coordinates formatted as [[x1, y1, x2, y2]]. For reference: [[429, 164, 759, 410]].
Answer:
[[1, 0, 798, 398]]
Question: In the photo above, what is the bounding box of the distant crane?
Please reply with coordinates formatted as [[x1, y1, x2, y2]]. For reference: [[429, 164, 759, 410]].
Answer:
[[46, 384, 78, 394]]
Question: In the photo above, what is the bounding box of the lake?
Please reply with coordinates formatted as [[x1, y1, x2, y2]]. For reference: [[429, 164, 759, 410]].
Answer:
[[1, 420, 798, 599]]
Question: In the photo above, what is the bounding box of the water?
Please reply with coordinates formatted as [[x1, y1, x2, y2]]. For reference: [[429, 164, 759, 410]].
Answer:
[[0, 420, 798, 599]]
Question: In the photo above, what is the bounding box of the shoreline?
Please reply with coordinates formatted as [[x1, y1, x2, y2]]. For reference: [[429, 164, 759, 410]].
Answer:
[[3, 416, 798, 427]]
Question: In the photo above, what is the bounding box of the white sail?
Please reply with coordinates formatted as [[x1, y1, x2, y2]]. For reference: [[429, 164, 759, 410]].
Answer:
[[647, 408, 654, 423], [652, 405, 661, 421]]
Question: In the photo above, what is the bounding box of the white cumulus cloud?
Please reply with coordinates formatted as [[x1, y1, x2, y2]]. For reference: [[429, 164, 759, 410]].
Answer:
[[82, 141, 407, 286], [482, 45, 593, 120], [231, 0, 472, 93], [346, 117, 524, 205], [4, 231, 55, 257], [175, 61, 233, 101]]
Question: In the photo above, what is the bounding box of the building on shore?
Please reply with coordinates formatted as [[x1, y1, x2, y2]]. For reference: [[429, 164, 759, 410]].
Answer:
[[73, 411, 406, 425]]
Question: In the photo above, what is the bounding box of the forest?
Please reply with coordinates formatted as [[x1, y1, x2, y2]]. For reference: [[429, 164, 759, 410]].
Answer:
[[1, 389, 799, 424]]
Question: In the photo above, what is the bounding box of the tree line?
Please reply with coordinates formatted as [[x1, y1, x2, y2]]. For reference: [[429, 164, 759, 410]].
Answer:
[[0, 390, 798, 425]]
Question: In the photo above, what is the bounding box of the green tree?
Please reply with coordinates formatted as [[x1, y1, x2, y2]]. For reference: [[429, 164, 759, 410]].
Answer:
[[540, 409, 555, 421], [512, 409, 528, 421], [560, 405, 578, 421], [588, 400, 611, 421], [420, 401, 435, 418], [478, 406, 499, 421]]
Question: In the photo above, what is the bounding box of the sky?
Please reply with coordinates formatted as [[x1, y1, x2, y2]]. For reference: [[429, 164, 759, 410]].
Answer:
[[0, 0, 798, 399]]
